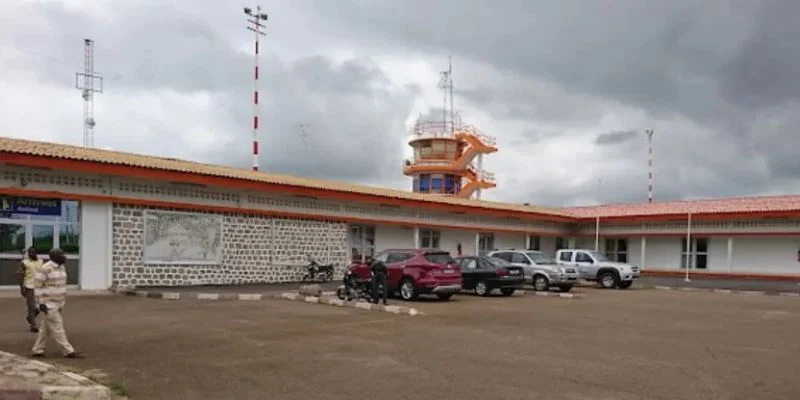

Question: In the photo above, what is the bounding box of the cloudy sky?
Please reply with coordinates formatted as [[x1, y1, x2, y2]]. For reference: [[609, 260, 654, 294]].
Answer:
[[1, 0, 799, 207]]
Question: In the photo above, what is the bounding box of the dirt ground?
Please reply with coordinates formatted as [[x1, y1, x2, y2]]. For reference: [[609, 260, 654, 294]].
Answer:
[[0, 289, 798, 400]]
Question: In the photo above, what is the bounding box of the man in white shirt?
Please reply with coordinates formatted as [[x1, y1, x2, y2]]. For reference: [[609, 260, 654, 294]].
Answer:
[[31, 248, 79, 358], [17, 246, 43, 333]]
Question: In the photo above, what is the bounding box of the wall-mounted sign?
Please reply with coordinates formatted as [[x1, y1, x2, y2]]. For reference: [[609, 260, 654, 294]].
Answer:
[[0, 196, 62, 216]]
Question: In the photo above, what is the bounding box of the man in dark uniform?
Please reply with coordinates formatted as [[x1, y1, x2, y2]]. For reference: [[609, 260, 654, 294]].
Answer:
[[370, 259, 388, 305]]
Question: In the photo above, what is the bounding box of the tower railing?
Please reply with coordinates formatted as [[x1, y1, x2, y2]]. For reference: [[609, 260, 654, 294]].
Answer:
[[409, 118, 496, 147]]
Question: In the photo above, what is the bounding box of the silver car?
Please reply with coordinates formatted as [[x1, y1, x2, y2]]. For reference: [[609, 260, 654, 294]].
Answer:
[[488, 250, 580, 292]]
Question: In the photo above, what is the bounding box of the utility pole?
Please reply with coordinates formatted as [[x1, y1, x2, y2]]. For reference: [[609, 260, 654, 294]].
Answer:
[[646, 129, 654, 203], [244, 6, 268, 171], [75, 39, 103, 147]]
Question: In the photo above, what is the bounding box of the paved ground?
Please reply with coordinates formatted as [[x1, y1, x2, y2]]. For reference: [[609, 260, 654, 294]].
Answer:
[[0, 289, 798, 400], [637, 276, 800, 293]]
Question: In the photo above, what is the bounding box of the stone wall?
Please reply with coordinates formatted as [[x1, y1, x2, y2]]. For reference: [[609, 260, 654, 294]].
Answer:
[[112, 204, 349, 287]]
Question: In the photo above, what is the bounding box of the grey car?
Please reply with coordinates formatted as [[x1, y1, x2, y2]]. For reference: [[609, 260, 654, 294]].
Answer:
[[488, 250, 580, 292]]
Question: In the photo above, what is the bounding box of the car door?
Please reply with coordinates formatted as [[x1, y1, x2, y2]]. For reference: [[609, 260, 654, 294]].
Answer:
[[573, 251, 596, 277], [458, 258, 478, 289], [476, 257, 497, 282], [384, 252, 412, 289], [510, 252, 533, 278]]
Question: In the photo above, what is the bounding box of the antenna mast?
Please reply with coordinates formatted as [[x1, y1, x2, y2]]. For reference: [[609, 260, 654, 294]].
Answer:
[[646, 129, 654, 203], [244, 6, 268, 171], [75, 38, 103, 147], [437, 57, 453, 134]]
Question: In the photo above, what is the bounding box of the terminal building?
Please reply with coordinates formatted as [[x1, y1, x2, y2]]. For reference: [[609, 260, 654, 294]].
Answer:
[[1, 135, 799, 291]]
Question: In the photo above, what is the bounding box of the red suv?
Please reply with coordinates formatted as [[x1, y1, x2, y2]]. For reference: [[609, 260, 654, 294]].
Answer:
[[351, 248, 462, 301]]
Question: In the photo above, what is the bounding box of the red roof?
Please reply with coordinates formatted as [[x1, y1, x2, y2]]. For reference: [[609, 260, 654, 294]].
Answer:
[[564, 195, 800, 218]]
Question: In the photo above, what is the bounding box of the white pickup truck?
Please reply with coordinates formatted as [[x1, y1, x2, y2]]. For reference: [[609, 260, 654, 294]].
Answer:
[[554, 249, 640, 289]]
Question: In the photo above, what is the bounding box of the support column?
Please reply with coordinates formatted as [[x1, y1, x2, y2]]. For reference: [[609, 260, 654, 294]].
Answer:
[[413, 227, 420, 249], [474, 232, 480, 256], [640, 236, 647, 268], [568, 237, 576, 249], [726, 236, 734, 272], [525, 234, 531, 250]]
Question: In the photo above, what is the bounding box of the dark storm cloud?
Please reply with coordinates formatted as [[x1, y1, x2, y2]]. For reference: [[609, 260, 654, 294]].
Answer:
[[594, 130, 638, 146], [4, 0, 800, 207]]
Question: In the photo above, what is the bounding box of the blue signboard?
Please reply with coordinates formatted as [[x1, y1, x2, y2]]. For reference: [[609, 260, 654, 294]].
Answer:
[[0, 197, 62, 216]]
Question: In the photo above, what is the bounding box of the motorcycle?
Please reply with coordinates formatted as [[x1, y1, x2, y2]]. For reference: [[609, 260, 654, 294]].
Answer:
[[336, 265, 386, 302], [301, 256, 334, 283]]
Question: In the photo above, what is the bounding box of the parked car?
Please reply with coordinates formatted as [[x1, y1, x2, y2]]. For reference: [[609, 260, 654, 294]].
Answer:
[[488, 249, 579, 292], [555, 249, 640, 289], [454, 255, 525, 296], [349, 248, 462, 301]]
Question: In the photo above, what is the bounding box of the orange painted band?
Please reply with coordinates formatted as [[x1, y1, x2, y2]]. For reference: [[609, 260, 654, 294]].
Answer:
[[0, 152, 575, 223], [0, 187, 566, 236], [574, 232, 800, 237]]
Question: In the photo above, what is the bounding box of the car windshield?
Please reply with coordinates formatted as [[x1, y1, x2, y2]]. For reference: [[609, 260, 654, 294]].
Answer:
[[526, 252, 556, 264], [425, 252, 454, 265], [588, 251, 610, 262], [484, 256, 511, 267]]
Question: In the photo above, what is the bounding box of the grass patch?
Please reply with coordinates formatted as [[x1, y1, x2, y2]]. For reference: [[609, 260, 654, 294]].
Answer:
[[51, 362, 130, 398]]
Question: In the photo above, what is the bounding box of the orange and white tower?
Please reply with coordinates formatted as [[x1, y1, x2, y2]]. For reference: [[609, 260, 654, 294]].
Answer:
[[402, 58, 497, 199]]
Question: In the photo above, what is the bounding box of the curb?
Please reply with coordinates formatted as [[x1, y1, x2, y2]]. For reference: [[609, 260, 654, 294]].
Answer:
[[115, 289, 423, 316], [650, 285, 800, 298], [0, 351, 111, 400], [276, 292, 423, 316], [526, 290, 587, 299]]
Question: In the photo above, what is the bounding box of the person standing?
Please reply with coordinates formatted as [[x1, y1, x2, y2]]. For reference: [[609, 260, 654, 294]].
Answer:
[[17, 246, 42, 333], [370, 259, 388, 305], [31, 248, 79, 358]]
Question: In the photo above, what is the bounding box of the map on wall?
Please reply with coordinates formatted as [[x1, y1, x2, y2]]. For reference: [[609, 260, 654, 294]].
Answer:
[[143, 210, 223, 264]]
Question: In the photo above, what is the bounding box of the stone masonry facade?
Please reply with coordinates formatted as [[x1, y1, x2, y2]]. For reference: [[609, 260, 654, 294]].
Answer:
[[112, 204, 349, 287]]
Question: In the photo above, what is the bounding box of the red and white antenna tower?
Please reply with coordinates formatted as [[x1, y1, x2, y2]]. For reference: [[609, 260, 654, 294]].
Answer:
[[243, 6, 268, 171], [646, 129, 654, 203], [75, 38, 103, 147]]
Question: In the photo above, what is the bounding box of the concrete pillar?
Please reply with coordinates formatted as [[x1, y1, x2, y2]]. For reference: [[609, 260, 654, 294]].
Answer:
[[568, 237, 576, 249], [640, 236, 647, 268], [727, 236, 734, 272], [474, 232, 480, 256], [413, 227, 420, 249]]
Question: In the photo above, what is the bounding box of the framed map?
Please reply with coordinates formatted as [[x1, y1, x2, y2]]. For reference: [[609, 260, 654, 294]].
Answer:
[[143, 210, 223, 264]]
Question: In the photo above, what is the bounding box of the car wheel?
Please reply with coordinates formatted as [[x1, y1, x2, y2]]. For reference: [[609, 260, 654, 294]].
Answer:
[[336, 287, 347, 300], [400, 278, 419, 301], [532, 275, 550, 292], [618, 281, 633, 289], [558, 284, 573, 293], [436, 293, 454, 301], [475, 281, 490, 296], [500, 288, 515, 296], [599, 271, 619, 289]]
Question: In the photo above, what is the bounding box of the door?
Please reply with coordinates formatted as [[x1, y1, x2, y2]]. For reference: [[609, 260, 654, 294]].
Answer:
[[459, 258, 478, 289], [385, 252, 413, 289], [510, 252, 533, 278], [0, 221, 26, 286], [574, 251, 596, 277]]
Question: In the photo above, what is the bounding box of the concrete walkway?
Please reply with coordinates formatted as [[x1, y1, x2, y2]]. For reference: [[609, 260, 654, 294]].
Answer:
[[0, 350, 110, 400]]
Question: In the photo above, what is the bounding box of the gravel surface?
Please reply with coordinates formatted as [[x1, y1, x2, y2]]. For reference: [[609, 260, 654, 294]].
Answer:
[[0, 289, 798, 400]]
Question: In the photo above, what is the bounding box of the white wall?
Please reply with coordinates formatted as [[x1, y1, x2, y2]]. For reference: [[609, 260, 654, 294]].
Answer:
[[80, 201, 113, 290], [494, 232, 526, 251], [643, 237, 681, 269], [374, 225, 414, 250], [439, 229, 475, 256], [730, 236, 800, 275]]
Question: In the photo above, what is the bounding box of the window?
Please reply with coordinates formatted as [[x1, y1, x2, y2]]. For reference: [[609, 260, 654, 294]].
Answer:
[[555, 237, 567, 250], [511, 253, 530, 264], [349, 225, 375, 262], [387, 252, 413, 264], [478, 233, 494, 256], [420, 229, 440, 248], [431, 141, 445, 156], [680, 238, 708, 269], [460, 258, 477, 270], [575, 252, 593, 263], [419, 174, 431, 192], [492, 252, 512, 262], [526, 252, 557, 265], [527, 235, 541, 251], [559, 251, 573, 262], [424, 252, 453, 265], [444, 175, 457, 194], [431, 175, 444, 193], [604, 238, 628, 263]]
